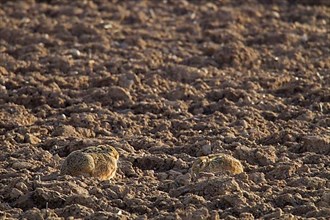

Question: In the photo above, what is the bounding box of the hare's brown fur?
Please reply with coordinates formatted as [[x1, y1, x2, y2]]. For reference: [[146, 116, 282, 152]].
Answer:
[[191, 153, 243, 180], [61, 145, 119, 180]]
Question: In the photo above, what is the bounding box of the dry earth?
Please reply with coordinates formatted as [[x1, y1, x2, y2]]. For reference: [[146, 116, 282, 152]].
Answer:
[[0, 0, 329, 219]]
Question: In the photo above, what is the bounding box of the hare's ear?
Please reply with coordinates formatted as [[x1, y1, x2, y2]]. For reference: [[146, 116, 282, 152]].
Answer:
[[114, 151, 119, 160], [111, 148, 119, 160]]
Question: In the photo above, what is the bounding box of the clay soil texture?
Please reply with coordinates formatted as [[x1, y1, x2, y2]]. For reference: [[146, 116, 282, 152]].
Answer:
[[0, 0, 329, 219]]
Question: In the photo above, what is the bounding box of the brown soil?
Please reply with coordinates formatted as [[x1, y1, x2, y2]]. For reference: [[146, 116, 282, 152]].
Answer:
[[0, 0, 329, 219]]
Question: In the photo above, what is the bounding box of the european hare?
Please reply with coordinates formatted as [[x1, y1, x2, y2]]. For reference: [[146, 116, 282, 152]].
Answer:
[[191, 153, 243, 180], [61, 145, 119, 180]]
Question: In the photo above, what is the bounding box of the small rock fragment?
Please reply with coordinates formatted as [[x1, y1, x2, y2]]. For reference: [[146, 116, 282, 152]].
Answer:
[[10, 188, 23, 199], [15, 182, 28, 192], [12, 161, 35, 170], [108, 86, 131, 101], [302, 135, 330, 154], [52, 125, 80, 137], [201, 144, 212, 155], [21, 208, 44, 220]]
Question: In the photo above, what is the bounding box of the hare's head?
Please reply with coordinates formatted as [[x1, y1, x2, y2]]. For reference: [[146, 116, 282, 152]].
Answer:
[[108, 146, 119, 160], [190, 156, 209, 179]]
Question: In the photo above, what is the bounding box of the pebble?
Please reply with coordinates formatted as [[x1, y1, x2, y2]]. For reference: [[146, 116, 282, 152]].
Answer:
[[15, 182, 28, 192], [12, 161, 35, 170], [10, 188, 23, 199]]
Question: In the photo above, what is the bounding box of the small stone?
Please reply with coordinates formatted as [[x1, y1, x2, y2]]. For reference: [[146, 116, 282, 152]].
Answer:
[[21, 208, 44, 220], [108, 86, 131, 101], [10, 188, 23, 199], [249, 172, 266, 184], [167, 64, 207, 83], [175, 173, 191, 185], [52, 125, 79, 137], [0, 85, 7, 93], [301, 33, 308, 42], [15, 182, 28, 192], [14, 133, 25, 143], [263, 208, 283, 219], [156, 172, 168, 181], [0, 66, 9, 75], [90, 186, 103, 197], [192, 207, 209, 219], [302, 135, 330, 154], [59, 114, 67, 120], [320, 192, 330, 207], [61, 204, 94, 219], [272, 11, 280, 18], [68, 49, 81, 58], [201, 144, 212, 155], [239, 212, 254, 219], [12, 161, 35, 170], [0, 212, 5, 218], [118, 73, 139, 89]]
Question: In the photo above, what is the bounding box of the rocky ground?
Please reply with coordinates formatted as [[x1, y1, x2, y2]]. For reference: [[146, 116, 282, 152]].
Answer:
[[0, 0, 329, 219]]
